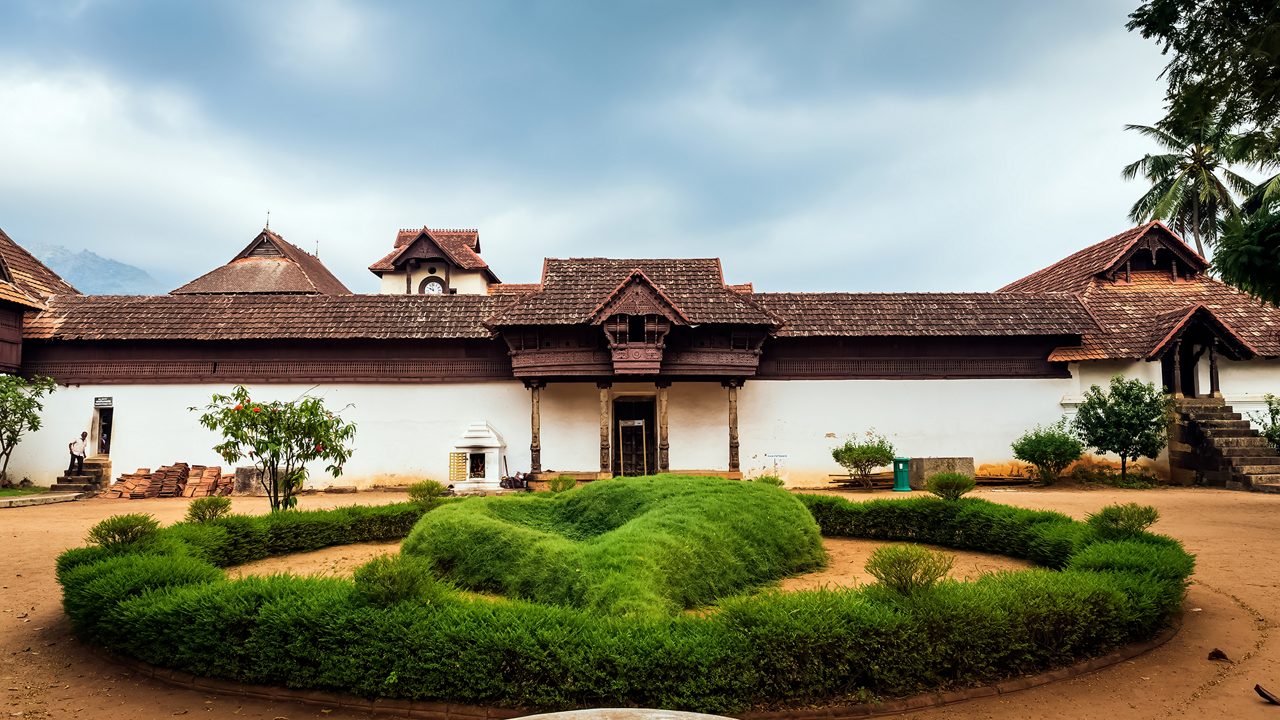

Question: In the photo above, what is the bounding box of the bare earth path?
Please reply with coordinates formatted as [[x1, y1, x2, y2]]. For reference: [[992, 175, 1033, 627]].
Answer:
[[2, 488, 1278, 719]]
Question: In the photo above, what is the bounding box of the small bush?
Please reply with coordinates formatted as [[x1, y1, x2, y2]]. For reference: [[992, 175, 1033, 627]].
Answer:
[[751, 474, 785, 487], [87, 514, 160, 549], [864, 543, 954, 595], [925, 472, 975, 500], [547, 475, 577, 493], [185, 496, 232, 523], [1012, 420, 1084, 484], [831, 431, 895, 484], [407, 479, 448, 504], [1247, 393, 1280, 450], [353, 554, 445, 607], [1088, 503, 1160, 539]]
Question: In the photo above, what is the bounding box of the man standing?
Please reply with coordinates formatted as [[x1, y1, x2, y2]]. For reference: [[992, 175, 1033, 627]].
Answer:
[[68, 431, 87, 474]]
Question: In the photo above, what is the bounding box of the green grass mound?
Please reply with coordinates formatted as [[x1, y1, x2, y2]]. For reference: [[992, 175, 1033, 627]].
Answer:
[[401, 474, 827, 615]]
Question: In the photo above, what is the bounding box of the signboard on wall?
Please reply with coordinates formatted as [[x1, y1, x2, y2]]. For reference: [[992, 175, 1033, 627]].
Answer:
[[94, 397, 113, 409]]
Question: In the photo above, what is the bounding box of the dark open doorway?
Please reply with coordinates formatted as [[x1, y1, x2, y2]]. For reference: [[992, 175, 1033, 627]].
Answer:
[[96, 408, 113, 455], [613, 397, 656, 476]]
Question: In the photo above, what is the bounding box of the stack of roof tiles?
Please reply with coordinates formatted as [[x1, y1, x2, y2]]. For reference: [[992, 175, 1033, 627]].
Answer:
[[105, 463, 229, 499]]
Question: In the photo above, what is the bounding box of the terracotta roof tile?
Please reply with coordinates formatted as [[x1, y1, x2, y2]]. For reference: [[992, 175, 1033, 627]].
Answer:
[[369, 228, 492, 275], [0, 227, 79, 300], [488, 258, 779, 326], [1000, 222, 1204, 294], [1046, 272, 1280, 360], [754, 292, 1096, 337], [24, 294, 499, 341], [172, 229, 350, 295]]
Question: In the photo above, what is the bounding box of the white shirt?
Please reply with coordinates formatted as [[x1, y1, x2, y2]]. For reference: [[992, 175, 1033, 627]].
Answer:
[[70, 439, 86, 457]]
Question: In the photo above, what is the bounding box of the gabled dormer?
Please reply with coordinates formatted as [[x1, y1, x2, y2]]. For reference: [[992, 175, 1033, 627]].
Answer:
[[172, 228, 351, 295], [1000, 222, 1208, 294], [589, 270, 691, 374], [369, 227, 499, 295]]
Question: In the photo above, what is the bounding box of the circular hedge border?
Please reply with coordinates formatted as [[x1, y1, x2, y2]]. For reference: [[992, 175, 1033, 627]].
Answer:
[[56, 490, 1195, 715]]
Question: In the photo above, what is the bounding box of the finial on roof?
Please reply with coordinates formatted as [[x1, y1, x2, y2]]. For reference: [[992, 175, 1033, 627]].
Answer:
[[265, 209, 271, 231]]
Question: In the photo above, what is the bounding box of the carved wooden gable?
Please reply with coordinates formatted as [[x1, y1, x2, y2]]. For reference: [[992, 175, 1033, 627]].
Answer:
[[1105, 224, 1208, 281], [589, 270, 689, 326]]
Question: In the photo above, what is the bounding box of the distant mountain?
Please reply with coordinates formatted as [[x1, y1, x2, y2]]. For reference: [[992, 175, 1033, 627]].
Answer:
[[26, 242, 165, 295]]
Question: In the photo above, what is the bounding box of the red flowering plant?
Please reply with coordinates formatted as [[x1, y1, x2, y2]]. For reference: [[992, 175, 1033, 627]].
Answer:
[[191, 386, 356, 511]]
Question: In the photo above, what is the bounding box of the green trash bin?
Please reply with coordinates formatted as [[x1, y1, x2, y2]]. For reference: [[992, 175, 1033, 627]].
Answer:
[[893, 458, 911, 492]]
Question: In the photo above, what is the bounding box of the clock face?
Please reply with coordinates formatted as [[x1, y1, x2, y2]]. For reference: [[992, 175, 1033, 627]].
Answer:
[[423, 280, 445, 294]]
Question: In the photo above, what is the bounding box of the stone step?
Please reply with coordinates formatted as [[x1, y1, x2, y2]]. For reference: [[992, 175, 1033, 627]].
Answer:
[[1200, 419, 1253, 429], [1210, 436, 1272, 448], [1219, 446, 1280, 458], [1204, 427, 1257, 438], [1186, 411, 1244, 421], [51, 482, 97, 492], [1255, 482, 1280, 494], [1235, 464, 1280, 475], [1241, 472, 1280, 484]]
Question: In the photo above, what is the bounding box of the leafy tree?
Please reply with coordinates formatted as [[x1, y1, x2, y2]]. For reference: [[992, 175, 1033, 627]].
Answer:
[[831, 431, 895, 487], [1214, 204, 1280, 304], [1127, 0, 1280, 146], [1073, 376, 1173, 482], [0, 374, 56, 486], [1011, 419, 1084, 484], [192, 386, 356, 512], [1122, 110, 1255, 255]]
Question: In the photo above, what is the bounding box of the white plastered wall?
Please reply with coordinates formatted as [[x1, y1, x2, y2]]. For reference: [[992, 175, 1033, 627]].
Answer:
[[1215, 358, 1280, 426], [737, 378, 1078, 485], [7, 383, 530, 488], [376, 268, 490, 295]]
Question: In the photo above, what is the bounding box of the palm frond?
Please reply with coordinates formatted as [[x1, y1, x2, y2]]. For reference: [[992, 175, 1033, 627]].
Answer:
[[1124, 123, 1185, 151]]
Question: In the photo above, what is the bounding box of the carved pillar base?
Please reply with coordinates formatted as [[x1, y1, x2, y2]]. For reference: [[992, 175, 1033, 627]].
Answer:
[[527, 381, 544, 474], [656, 381, 670, 472], [598, 382, 612, 476], [724, 379, 742, 472]]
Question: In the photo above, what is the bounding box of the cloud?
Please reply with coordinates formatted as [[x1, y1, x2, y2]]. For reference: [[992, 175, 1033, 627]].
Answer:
[[0, 60, 688, 290], [242, 0, 389, 85], [627, 24, 1172, 291]]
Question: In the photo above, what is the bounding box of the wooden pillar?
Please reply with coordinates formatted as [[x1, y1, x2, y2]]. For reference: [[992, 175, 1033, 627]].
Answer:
[[656, 381, 670, 472], [1172, 340, 1183, 398], [1209, 342, 1221, 397], [724, 380, 741, 472], [527, 381, 543, 475], [598, 382, 612, 476]]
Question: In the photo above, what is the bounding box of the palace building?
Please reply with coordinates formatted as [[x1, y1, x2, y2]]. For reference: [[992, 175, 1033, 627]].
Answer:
[[3, 221, 1280, 490]]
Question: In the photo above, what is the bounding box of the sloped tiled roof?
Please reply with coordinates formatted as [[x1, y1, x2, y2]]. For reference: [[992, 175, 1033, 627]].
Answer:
[[488, 258, 779, 326], [369, 228, 493, 274], [1000, 222, 1205, 294], [24, 294, 500, 341], [0, 227, 78, 305], [172, 229, 351, 295], [754, 292, 1096, 337], [1046, 272, 1280, 360]]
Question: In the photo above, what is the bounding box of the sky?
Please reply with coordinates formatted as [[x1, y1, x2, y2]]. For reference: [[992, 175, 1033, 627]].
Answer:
[[0, 0, 1181, 293]]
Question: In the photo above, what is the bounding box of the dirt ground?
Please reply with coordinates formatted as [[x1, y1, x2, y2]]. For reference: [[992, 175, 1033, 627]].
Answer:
[[2, 487, 1278, 719]]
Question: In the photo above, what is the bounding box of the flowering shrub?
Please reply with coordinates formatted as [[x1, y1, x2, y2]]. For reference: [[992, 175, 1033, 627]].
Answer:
[[192, 386, 356, 512]]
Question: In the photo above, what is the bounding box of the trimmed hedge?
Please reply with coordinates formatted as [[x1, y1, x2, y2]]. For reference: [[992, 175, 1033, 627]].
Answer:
[[56, 487, 1194, 713]]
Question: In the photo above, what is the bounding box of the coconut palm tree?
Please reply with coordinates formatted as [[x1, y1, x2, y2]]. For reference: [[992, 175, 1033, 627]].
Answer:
[[1122, 111, 1256, 256]]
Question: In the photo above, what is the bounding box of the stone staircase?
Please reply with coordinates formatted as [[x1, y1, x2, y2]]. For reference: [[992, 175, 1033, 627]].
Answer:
[[49, 455, 112, 494], [1172, 398, 1280, 493]]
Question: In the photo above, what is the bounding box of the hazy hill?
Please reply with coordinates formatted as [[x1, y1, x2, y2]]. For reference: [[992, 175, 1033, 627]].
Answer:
[[26, 242, 165, 295]]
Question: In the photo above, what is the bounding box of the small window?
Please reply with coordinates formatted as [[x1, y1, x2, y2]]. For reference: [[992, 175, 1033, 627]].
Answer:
[[469, 453, 486, 479], [628, 315, 645, 343]]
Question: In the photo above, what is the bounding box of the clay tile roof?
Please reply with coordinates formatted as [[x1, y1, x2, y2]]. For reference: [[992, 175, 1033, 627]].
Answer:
[[999, 222, 1204, 294], [753, 292, 1096, 337], [172, 229, 351, 295], [0, 227, 79, 304], [487, 283, 541, 297], [369, 228, 494, 278], [487, 258, 780, 327], [23, 294, 501, 341], [1046, 272, 1280, 361]]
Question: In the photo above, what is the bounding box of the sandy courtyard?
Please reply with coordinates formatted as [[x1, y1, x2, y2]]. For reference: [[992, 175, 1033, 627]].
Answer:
[[2, 487, 1278, 719]]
